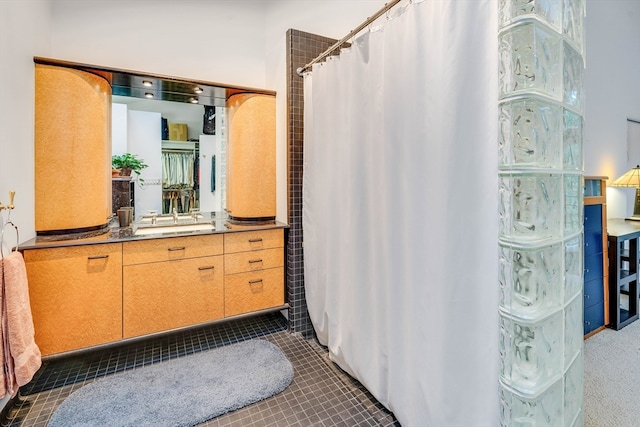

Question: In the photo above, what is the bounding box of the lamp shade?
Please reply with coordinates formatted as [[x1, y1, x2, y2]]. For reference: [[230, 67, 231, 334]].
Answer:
[[611, 165, 640, 188]]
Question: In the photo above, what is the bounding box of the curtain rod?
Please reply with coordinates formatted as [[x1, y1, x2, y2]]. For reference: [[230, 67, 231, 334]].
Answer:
[[296, 0, 402, 76]]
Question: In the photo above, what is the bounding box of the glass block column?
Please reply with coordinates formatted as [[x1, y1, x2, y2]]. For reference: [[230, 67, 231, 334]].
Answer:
[[498, 1, 585, 426]]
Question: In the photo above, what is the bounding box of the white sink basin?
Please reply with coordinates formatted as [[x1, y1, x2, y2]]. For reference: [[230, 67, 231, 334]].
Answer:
[[138, 214, 201, 224], [134, 223, 215, 236]]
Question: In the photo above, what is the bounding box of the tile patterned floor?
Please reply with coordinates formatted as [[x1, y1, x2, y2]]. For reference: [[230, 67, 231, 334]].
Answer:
[[1, 313, 399, 427]]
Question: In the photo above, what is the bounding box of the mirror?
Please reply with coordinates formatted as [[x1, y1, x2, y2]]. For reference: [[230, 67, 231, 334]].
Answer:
[[35, 57, 275, 220], [111, 94, 225, 217], [109, 69, 234, 218], [34, 57, 276, 234]]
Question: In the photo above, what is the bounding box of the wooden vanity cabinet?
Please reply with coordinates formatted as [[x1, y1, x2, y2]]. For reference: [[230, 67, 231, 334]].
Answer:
[[23, 243, 123, 356], [223, 229, 284, 317], [122, 235, 224, 338], [23, 227, 286, 356]]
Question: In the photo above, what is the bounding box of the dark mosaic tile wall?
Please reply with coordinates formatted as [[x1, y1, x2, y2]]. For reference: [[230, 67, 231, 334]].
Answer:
[[286, 29, 340, 337]]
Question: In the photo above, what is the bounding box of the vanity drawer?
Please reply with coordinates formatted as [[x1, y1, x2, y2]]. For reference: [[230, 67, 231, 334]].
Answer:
[[224, 248, 284, 274], [224, 267, 284, 317], [123, 234, 223, 265], [123, 255, 224, 338], [224, 229, 283, 254]]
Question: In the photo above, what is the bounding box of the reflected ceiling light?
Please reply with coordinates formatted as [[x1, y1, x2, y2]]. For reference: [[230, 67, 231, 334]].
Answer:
[[142, 80, 153, 87], [190, 97, 199, 104], [194, 86, 203, 94], [145, 92, 154, 98]]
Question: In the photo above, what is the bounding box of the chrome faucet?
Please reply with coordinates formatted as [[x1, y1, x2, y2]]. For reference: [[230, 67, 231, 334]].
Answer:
[[190, 208, 200, 222], [147, 209, 158, 225], [173, 208, 179, 224]]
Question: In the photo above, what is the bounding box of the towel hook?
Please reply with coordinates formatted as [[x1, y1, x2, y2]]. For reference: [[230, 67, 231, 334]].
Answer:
[[1, 190, 16, 221]]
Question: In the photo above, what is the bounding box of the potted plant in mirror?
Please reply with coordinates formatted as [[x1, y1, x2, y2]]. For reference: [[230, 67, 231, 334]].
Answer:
[[112, 153, 149, 184]]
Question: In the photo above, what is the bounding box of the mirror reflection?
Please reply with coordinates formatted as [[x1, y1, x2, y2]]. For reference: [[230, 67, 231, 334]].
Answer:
[[111, 95, 226, 218], [33, 57, 276, 235]]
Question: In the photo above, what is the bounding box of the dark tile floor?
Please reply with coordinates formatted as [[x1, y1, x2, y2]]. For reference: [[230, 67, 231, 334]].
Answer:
[[1, 313, 399, 427]]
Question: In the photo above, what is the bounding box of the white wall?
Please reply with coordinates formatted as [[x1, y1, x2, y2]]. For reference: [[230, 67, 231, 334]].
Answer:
[[0, 0, 51, 245], [199, 134, 222, 212], [50, 0, 269, 89], [117, 97, 204, 142], [112, 103, 129, 155], [584, 0, 640, 218], [128, 110, 163, 215], [0, 0, 51, 407]]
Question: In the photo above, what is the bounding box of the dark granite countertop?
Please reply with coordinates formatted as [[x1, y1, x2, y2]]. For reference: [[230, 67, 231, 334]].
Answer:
[[20, 211, 288, 250]]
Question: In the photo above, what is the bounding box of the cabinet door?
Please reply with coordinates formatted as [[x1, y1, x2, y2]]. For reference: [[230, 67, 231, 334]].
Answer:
[[584, 304, 605, 335], [584, 252, 604, 283], [584, 204, 602, 231], [584, 277, 605, 309], [123, 255, 224, 338], [24, 243, 123, 356], [225, 267, 284, 317], [584, 228, 603, 256]]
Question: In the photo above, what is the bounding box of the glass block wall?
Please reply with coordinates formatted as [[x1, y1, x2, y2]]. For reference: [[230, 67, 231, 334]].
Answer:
[[498, 1, 585, 426]]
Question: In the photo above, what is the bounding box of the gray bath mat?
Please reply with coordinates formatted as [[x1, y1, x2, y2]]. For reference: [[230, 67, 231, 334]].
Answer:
[[48, 339, 294, 427]]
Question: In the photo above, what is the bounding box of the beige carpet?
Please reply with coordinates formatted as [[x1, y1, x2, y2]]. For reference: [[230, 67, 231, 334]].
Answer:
[[584, 318, 640, 426]]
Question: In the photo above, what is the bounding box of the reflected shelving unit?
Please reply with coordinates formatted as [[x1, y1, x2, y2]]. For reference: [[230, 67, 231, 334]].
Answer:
[[161, 140, 198, 214]]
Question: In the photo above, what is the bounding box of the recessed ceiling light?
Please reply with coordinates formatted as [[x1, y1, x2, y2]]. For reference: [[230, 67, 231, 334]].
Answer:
[[142, 80, 153, 87], [145, 92, 154, 98], [194, 87, 203, 94]]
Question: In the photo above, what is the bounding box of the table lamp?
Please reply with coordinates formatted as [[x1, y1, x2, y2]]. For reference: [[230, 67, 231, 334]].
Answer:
[[611, 165, 640, 221]]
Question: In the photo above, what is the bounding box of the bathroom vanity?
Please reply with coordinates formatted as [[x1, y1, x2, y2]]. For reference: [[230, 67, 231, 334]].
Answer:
[[21, 217, 287, 357], [28, 58, 283, 358]]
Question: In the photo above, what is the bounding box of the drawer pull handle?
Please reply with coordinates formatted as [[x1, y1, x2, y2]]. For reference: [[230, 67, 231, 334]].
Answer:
[[87, 255, 109, 260], [198, 266, 215, 271], [249, 279, 263, 285], [168, 247, 186, 252], [248, 259, 263, 264], [248, 238, 263, 243]]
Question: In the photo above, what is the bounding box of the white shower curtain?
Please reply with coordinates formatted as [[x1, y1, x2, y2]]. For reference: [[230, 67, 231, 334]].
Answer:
[[303, 1, 498, 425]]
